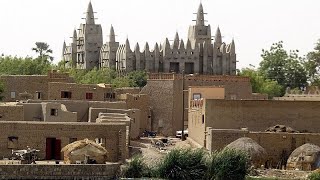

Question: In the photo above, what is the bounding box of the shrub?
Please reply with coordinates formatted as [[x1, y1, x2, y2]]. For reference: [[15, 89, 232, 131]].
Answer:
[[121, 155, 150, 178], [154, 148, 207, 180], [309, 171, 320, 180], [206, 148, 249, 180]]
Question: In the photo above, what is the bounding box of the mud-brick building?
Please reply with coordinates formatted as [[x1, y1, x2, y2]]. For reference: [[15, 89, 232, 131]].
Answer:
[[0, 121, 128, 162], [0, 71, 74, 102], [141, 73, 258, 136]]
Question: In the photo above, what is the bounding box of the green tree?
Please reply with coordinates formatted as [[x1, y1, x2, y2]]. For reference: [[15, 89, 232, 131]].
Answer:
[[0, 56, 52, 75], [305, 39, 320, 85], [127, 70, 147, 87], [32, 42, 54, 62], [80, 68, 116, 84], [259, 41, 308, 89], [239, 67, 283, 98]]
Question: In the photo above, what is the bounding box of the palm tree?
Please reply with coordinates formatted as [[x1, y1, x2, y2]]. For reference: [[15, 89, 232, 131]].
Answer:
[[32, 42, 54, 62]]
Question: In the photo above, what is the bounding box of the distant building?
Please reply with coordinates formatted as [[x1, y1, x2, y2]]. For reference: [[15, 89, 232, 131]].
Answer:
[[63, 2, 237, 75]]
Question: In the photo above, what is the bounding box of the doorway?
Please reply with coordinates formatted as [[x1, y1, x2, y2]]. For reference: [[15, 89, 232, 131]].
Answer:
[[170, 62, 179, 73], [46, 138, 61, 160]]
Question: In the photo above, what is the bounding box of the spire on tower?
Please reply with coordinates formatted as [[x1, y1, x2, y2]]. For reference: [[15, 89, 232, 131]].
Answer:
[[144, 42, 149, 51], [125, 38, 130, 49], [154, 43, 159, 52], [179, 39, 185, 50], [196, 3, 205, 26], [215, 26, 222, 45], [230, 38, 235, 54], [173, 32, 180, 48], [62, 40, 66, 59], [72, 29, 77, 43], [135, 42, 140, 52], [186, 39, 192, 49], [86, 1, 95, 24], [109, 25, 115, 42]]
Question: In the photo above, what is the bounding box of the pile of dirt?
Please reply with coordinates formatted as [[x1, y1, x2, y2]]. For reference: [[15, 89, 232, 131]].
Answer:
[[265, 125, 299, 133]]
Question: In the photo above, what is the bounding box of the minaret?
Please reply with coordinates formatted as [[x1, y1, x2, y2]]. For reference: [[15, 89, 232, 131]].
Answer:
[[215, 27, 222, 45], [86, 1, 95, 24], [230, 39, 235, 55], [72, 29, 77, 44], [62, 40, 66, 60], [135, 42, 140, 52], [179, 39, 185, 50], [144, 42, 149, 52], [186, 39, 192, 50], [109, 25, 115, 43], [196, 3, 205, 26], [173, 32, 180, 49], [125, 38, 131, 51]]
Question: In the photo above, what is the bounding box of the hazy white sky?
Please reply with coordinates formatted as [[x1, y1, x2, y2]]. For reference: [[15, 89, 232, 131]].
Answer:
[[0, 0, 319, 69]]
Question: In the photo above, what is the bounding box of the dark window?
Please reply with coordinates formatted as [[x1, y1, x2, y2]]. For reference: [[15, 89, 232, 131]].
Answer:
[[105, 93, 116, 99], [202, 115, 205, 124], [50, 109, 58, 116], [8, 136, 18, 149], [36, 92, 42, 99], [61, 91, 72, 99], [86, 93, 93, 100], [169, 62, 179, 73]]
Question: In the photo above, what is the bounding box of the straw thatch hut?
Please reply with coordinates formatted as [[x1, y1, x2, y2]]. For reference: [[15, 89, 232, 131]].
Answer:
[[287, 143, 320, 171], [225, 137, 267, 167], [61, 139, 108, 164]]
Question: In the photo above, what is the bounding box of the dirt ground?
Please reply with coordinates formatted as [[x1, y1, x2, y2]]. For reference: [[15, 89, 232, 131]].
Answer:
[[252, 169, 311, 180]]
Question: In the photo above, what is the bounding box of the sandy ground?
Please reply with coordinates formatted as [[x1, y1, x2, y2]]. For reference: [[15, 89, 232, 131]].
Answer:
[[253, 169, 311, 180]]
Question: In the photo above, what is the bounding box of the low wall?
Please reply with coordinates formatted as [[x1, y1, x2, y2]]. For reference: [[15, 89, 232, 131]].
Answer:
[[0, 164, 120, 180], [205, 100, 320, 133], [206, 129, 320, 168]]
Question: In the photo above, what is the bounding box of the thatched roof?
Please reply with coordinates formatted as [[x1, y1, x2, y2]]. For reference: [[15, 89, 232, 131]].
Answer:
[[287, 143, 320, 170], [225, 137, 267, 165], [61, 138, 108, 156], [288, 143, 320, 161]]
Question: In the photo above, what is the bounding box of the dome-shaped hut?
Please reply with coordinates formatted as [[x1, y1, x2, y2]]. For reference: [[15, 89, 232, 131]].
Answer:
[[225, 137, 267, 167], [287, 143, 320, 171], [61, 139, 108, 164]]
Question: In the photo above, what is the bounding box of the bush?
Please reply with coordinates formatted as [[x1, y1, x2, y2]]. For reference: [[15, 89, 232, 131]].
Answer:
[[309, 171, 320, 180], [121, 155, 150, 178], [206, 148, 249, 180], [154, 148, 207, 180]]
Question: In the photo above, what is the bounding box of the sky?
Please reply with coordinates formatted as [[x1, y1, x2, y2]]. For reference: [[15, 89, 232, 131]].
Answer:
[[0, 0, 319, 69]]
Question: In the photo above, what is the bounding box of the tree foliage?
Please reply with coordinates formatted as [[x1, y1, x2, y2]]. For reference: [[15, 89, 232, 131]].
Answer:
[[32, 42, 54, 62], [154, 148, 207, 180], [259, 41, 308, 89], [206, 148, 249, 180], [121, 155, 150, 178], [305, 39, 320, 85], [239, 67, 283, 98], [61, 67, 147, 88], [0, 56, 52, 75]]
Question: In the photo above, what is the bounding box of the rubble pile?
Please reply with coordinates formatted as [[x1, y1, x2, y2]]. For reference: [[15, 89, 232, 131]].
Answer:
[[265, 125, 299, 133]]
